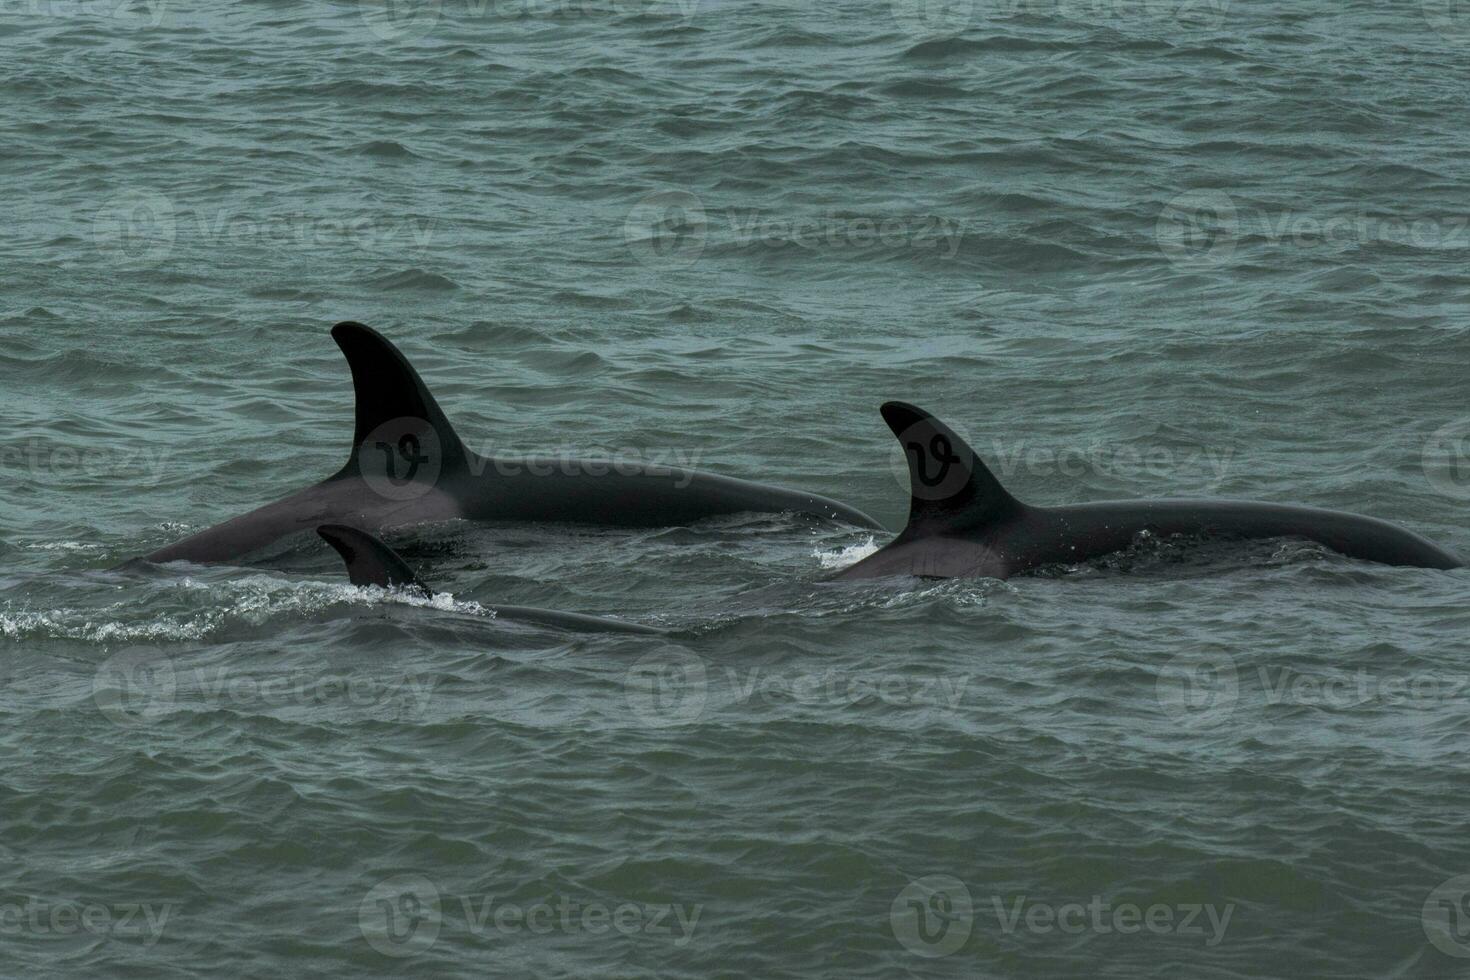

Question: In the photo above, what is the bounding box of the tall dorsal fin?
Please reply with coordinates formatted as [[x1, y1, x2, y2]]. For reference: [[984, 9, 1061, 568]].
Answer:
[[317, 524, 431, 594], [882, 401, 1022, 534], [330, 321, 470, 478]]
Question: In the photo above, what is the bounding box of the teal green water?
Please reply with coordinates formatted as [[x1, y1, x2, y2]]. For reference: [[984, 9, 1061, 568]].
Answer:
[[4, 1, 1470, 975]]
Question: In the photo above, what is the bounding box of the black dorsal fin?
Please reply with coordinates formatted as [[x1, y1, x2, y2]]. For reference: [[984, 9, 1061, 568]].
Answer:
[[881, 401, 1022, 534], [317, 524, 431, 594], [330, 321, 470, 478]]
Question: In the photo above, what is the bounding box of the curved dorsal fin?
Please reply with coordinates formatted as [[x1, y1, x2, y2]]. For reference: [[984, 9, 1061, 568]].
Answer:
[[882, 401, 1022, 534], [317, 524, 431, 594], [330, 321, 470, 476]]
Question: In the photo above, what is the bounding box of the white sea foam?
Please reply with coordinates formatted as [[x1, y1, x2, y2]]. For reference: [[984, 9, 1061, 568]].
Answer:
[[0, 605, 217, 642], [27, 541, 102, 554], [813, 536, 879, 570], [1, 575, 488, 643]]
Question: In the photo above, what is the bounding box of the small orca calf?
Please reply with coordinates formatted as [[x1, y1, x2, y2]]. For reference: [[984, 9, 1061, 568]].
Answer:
[[145, 322, 880, 565], [836, 402, 1462, 581], [316, 524, 667, 634]]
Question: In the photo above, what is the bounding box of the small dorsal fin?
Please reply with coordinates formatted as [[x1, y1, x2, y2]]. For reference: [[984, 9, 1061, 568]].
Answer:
[[330, 321, 471, 478], [317, 524, 431, 594], [315, 525, 674, 634], [881, 401, 1022, 533]]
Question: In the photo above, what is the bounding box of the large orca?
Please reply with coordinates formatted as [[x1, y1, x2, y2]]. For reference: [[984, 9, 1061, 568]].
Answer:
[[145, 322, 881, 565], [835, 402, 1462, 581], [316, 524, 667, 634]]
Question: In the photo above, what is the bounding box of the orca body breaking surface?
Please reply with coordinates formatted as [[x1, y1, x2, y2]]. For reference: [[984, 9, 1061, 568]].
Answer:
[[836, 402, 1462, 581], [316, 524, 667, 635], [144, 322, 881, 565]]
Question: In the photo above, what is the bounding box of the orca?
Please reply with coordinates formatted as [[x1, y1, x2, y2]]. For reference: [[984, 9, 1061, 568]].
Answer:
[[835, 402, 1462, 581], [144, 322, 881, 565], [316, 524, 668, 634]]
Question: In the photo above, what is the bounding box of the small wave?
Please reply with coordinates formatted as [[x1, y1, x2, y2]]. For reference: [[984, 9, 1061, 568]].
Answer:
[[352, 139, 419, 160], [0, 306, 61, 323], [771, 88, 874, 116], [246, 285, 319, 301], [0, 348, 136, 384], [315, 79, 422, 100], [900, 33, 1060, 57], [547, 289, 634, 311], [441, 322, 550, 347], [747, 27, 834, 49], [879, 79, 968, 100], [363, 268, 460, 292], [901, 37, 988, 60]]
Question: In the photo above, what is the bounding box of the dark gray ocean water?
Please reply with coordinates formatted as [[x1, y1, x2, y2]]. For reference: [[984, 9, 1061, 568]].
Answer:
[[4, 0, 1470, 975]]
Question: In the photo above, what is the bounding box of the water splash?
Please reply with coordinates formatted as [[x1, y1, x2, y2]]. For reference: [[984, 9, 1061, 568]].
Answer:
[[813, 535, 879, 570]]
